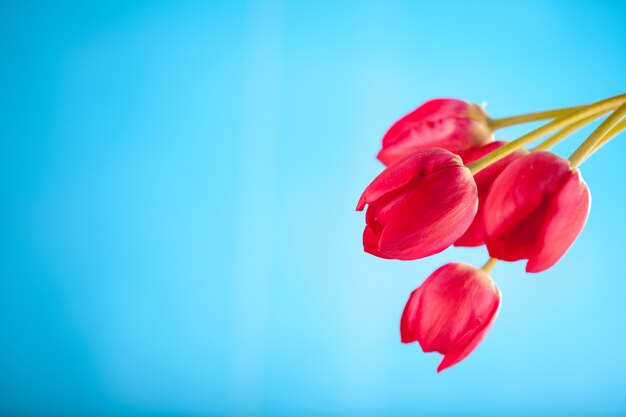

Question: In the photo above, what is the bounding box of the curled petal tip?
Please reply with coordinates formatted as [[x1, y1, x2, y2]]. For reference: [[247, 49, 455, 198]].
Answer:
[[355, 195, 366, 211]]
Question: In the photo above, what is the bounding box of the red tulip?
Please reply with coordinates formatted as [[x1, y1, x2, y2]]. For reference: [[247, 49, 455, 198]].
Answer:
[[401, 262, 501, 372], [455, 141, 528, 247], [377, 98, 493, 166], [484, 152, 591, 272], [356, 148, 478, 260]]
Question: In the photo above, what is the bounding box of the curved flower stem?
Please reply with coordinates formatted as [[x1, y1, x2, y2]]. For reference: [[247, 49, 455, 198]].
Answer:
[[568, 102, 626, 169], [481, 257, 498, 274], [530, 113, 603, 152], [488, 105, 584, 130], [568, 117, 626, 162], [467, 94, 626, 175], [591, 118, 626, 152]]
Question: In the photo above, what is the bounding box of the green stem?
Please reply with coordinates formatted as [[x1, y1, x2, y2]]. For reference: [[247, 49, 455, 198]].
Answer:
[[481, 257, 498, 274], [569, 104, 626, 168], [467, 94, 626, 175], [531, 113, 602, 152], [489, 105, 585, 130]]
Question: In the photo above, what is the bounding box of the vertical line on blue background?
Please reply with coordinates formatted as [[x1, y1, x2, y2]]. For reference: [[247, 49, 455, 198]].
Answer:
[[227, 0, 284, 415]]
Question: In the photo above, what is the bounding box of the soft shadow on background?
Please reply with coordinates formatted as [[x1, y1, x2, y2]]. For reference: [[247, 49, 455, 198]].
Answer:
[[2, 1, 626, 416]]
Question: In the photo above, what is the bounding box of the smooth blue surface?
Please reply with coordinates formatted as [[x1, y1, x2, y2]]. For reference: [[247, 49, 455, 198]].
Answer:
[[2, 1, 626, 416]]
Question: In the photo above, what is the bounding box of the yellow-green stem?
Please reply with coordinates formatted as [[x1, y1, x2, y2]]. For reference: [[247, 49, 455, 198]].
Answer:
[[467, 94, 626, 175], [488, 105, 584, 130], [568, 102, 626, 168], [481, 257, 498, 274], [531, 113, 603, 152], [593, 118, 626, 151]]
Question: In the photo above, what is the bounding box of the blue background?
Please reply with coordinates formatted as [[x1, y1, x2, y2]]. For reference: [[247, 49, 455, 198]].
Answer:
[[2, 1, 626, 416]]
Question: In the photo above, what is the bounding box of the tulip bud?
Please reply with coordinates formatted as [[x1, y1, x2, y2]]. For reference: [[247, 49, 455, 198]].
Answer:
[[484, 151, 591, 272], [356, 148, 478, 260], [455, 140, 529, 247], [377, 98, 493, 166], [401, 262, 501, 372]]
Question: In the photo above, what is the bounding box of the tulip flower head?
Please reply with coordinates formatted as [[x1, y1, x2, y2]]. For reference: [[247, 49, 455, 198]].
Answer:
[[356, 148, 478, 260], [484, 151, 591, 273], [455, 140, 529, 247], [377, 98, 493, 166], [401, 262, 501, 372], [356, 93, 626, 373]]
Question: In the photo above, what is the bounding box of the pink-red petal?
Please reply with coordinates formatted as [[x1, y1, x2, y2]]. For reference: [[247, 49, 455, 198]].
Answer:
[[526, 172, 591, 272], [484, 152, 572, 262], [377, 99, 493, 166], [400, 286, 423, 343], [400, 263, 501, 371], [455, 141, 528, 247], [357, 148, 463, 211], [377, 166, 477, 259], [357, 148, 478, 260], [363, 225, 391, 259], [414, 264, 499, 354], [437, 294, 500, 372]]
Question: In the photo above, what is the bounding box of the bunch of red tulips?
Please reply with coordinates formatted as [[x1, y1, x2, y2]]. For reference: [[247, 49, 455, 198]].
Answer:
[[356, 96, 626, 372]]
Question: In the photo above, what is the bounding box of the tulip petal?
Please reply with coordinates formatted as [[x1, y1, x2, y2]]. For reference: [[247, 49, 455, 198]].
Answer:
[[362, 188, 415, 256], [378, 166, 477, 259], [357, 148, 462, 211], [381, 99, 470, 149], [400, 286, 423, 343], [437, 295, 500, 372], [484, 152, 571, 262], [455, 141, 527, 247], [412, 264, 500, 350], [363, 225, 391, 259], [400, 263, 501, 371], [526, 172, 591, 272], [377, 99, 492, 166]]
